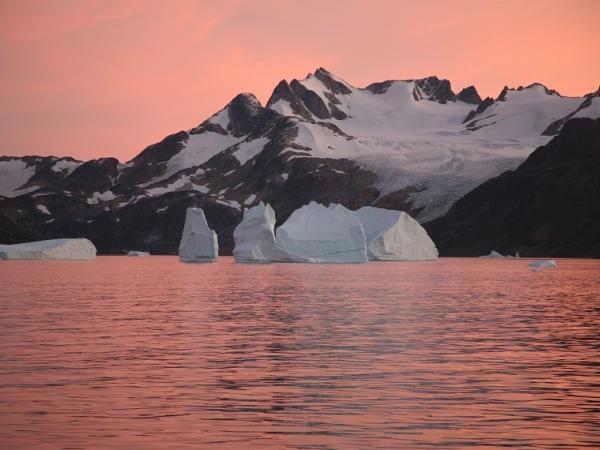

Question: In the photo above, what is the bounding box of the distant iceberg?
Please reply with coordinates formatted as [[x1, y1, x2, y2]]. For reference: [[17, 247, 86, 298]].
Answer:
[[276, 201, 368, 263], [481, 250, 510, 259], [0, 238, 96, 260], [233, 202, 308, 263], [178, 208, 218, 262], [529, 259, 557, 268], [127, 251, 150, 257], [351, 206, 438, 261], [480, 250, 523, 259]]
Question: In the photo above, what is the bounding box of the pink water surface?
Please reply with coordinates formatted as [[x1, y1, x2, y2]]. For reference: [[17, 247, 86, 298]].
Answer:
[[1, 257, 599, 449]]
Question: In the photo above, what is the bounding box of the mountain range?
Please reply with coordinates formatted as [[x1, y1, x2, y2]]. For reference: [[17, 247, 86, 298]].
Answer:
[[1, 68, 599, 255]]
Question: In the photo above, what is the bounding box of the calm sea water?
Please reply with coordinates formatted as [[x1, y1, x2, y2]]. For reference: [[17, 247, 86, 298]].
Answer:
[[0, 257, 599, 449]]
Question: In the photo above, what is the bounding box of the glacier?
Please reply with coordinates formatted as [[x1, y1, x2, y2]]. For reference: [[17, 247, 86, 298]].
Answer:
[[352, 206, 438, 261], [276, 201, 368, 263], [178, 208, 218, 262], [233, 202, 308, 263], [0, 238, 96, 260]]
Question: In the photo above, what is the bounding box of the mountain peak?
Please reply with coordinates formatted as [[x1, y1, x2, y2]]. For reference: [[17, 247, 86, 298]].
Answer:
[[518, 83, 561, 96], [498, 83, 560, 101], [413, 76, 456, 104], [191, 91, 270, 138], [230, 92, 262, 109], [457, 86, 482, 105], [313, 67, 352, 95]]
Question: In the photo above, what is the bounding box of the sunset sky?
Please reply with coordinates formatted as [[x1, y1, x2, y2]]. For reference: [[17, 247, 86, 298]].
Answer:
[[1, 0, 599, 162]]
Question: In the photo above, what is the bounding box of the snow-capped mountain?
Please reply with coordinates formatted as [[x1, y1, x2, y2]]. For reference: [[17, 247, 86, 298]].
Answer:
[[1, 68, 598, 254]]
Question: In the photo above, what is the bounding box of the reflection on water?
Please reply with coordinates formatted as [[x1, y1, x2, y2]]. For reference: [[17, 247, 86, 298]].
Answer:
[[0, 257, 599, 449]]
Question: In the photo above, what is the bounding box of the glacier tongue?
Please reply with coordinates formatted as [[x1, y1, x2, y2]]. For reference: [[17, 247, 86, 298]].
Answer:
[[353, 206, 438, 261], [276, 201, 368, 263], [178, 208, 218, 262], [0, 238, 96, 260], [233, 202, 308, 263]]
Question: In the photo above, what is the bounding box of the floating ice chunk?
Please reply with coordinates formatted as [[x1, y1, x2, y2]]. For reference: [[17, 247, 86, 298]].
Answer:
[[233, 202, 308, 263], [529, 259, 557, 268], [276, 201, 368, 263], [480, 250, 506, 258], [127, 251, 150, 257], [0, 238, 96, 260], [352, 206, 438, 261], [178, 208, 218, 262]]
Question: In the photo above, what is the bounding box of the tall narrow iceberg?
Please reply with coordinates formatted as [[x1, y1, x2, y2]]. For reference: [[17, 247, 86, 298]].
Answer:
[[276, 201, 368, 263], [178, 208, 218, 262], [352, 206, 438, 261], [0, 238, 96, 260], [233, 202, 307, 263]]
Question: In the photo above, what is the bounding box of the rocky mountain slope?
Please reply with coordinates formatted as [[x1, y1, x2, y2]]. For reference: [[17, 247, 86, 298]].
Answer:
[[426, 118, 600, 257], [1, 68, 598, 254]]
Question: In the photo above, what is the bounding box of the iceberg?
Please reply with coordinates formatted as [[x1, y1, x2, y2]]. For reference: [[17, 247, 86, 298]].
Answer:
[[0, 238, 96, 260], [178, 208, 218, 262], [529, 259, 557, 268], [127, 251, 150, 257], [351, 206, 438, 261], [233, 202, 308, 263], [276, 201, 368, 263], [480, 250, 506, 258]]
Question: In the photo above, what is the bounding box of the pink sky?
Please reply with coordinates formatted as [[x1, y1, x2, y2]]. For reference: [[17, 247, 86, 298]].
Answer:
[[1, 0, 599, 162]]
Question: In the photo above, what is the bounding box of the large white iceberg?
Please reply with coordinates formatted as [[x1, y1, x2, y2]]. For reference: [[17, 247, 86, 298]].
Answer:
[[276, 201, 368, 263], [351, 206, 438, 261], [178, 208, 218, 262], [233, 202, 308, 263], [0, 238, 96, 260]]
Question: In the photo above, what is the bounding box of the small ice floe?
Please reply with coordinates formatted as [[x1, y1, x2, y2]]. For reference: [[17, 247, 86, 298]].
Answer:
[[529, 259, 557, 268], [127, 251, 150, 257]]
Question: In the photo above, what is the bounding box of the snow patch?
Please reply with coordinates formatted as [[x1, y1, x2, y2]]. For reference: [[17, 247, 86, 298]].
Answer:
[[36, 204, 50, 215]]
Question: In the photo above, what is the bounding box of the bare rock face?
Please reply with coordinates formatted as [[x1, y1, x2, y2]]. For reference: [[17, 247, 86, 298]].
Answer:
[[413, 76, 456, 104], [463, 97, 495, 124], [457, 86, 482, 105]]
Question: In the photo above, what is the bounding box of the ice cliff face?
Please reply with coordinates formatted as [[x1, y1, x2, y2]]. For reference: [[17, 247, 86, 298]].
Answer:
[[276, 201, 368, 263], [0, 238, 96, 260], [233, 202, 307, 263], [178, 208, 218, 262], [1, 68, 598, 255], [353, 206, 438, 261]]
